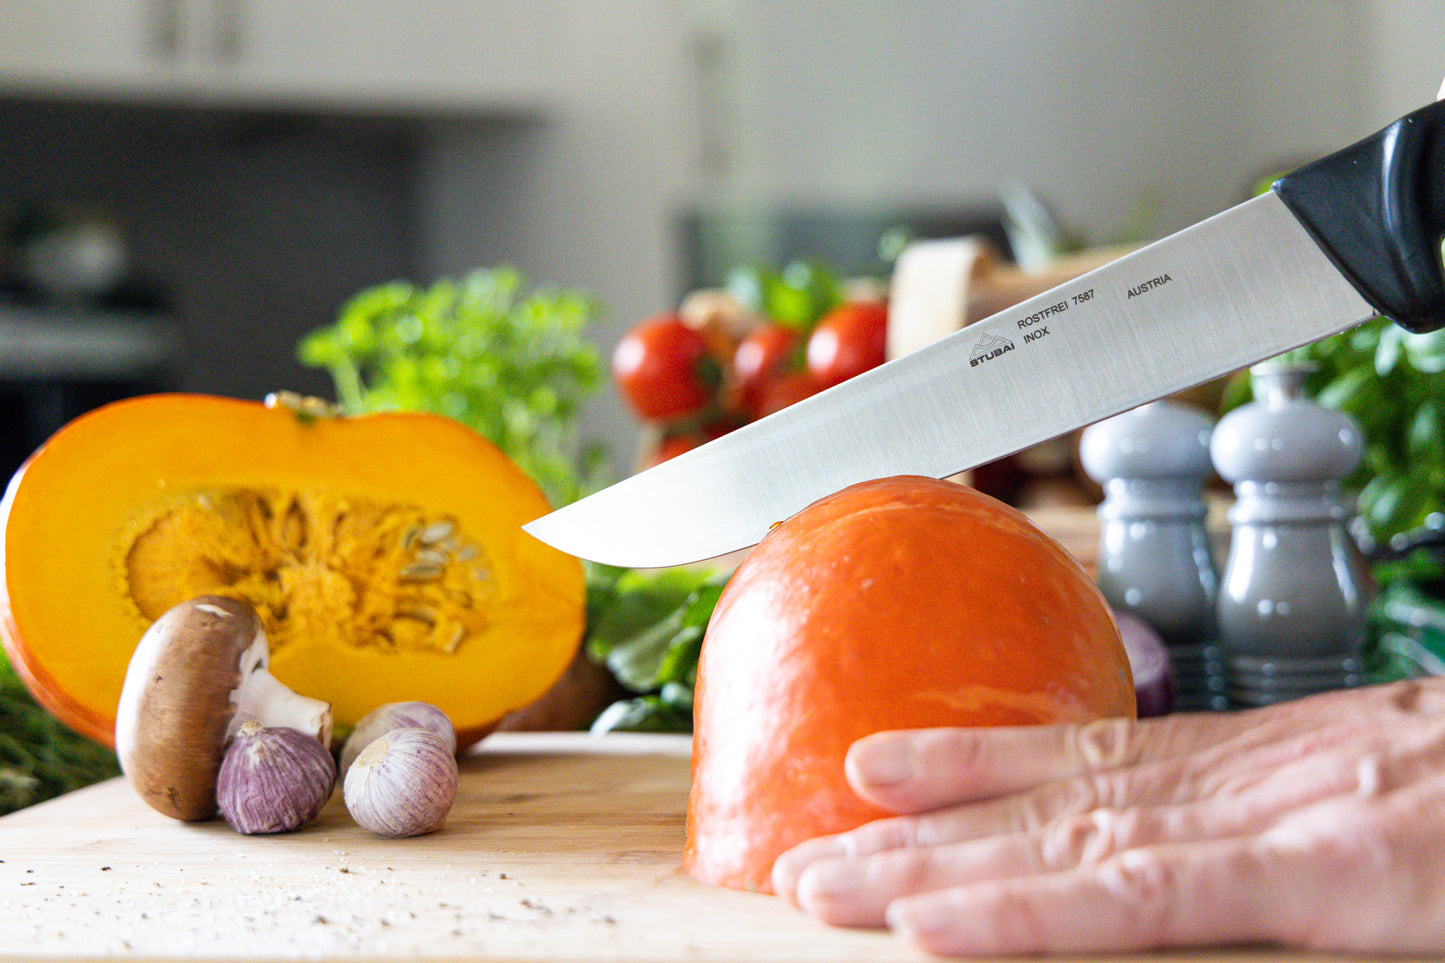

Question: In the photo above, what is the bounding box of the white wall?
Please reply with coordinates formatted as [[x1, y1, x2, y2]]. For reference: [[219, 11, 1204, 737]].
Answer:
[[1363, 0, 1445, 119], [417, 0, 1445, 474], [419, 0, 695, 472]]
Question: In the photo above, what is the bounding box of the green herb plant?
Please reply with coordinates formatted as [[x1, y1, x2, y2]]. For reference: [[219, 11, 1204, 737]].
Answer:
[[298, 266, 607, 507], [1, 654, 121, 816]]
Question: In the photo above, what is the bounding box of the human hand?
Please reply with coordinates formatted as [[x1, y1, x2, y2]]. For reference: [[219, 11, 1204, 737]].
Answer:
[[771, 679, 1445, 956]]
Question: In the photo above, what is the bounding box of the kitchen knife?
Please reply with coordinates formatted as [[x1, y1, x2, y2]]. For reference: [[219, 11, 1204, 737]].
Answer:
[[526, 99, 1445, 568]]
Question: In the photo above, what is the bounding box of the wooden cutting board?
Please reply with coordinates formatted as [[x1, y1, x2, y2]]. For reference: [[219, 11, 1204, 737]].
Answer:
[[0, 732, 913, 961], [0, 731, 1377, 962]]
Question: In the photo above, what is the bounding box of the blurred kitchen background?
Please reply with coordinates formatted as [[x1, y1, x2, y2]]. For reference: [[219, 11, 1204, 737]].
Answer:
[[1, 0, 1442, 482]]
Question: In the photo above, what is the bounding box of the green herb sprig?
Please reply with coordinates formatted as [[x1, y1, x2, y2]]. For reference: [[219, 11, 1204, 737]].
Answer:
[[298, 266, 607, 506], [1, 653, 121, 815]]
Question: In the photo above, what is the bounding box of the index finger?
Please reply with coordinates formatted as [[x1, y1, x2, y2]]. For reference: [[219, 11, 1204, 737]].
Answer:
[[845, 711, 1260, 814], [848, 682, 1442, 814]]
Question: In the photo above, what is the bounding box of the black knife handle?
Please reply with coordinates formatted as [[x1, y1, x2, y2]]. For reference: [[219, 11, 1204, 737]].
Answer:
[[1274, 99, 1445, 334]]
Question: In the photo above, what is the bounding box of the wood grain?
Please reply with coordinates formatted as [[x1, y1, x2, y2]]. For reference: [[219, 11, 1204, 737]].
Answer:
[[0, 731, 1391, 962], [0, 732, 920, 961]]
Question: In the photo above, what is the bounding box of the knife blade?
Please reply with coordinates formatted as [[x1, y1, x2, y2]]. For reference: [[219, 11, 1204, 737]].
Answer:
[[526, 100, 1445, 568]]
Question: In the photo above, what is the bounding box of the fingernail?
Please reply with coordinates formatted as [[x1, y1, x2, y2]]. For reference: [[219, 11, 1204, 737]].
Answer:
[[802, 858, 866, 899], [771, 838, 846, 898], [850, 736, 916, 787]]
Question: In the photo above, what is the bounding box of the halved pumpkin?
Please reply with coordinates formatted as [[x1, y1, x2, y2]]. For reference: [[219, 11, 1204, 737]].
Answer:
[[685, 475, 1136, 893], [0, 393, 585, 750]]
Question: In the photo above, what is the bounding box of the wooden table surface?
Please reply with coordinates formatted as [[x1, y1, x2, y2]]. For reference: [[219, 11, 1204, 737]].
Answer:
[[0, 731, 1400, 963]]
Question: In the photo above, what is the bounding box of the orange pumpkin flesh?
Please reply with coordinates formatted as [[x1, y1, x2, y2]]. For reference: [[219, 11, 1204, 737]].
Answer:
[[685, 475, 1135, 894], [0, 394, 585, 750]]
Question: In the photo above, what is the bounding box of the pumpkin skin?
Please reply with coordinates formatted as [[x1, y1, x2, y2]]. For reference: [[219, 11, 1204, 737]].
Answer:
[[0, 393, 585, 751], [684, 475, 1135, 894]]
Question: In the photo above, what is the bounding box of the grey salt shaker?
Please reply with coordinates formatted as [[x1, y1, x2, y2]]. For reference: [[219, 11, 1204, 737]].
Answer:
[[1210, 360, 1373, 707], [1080, 399, 1225, 711]]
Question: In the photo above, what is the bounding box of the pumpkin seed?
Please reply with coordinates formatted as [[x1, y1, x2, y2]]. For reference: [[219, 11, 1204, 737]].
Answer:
[[399, 562, 445, 582], [397, 604, 438, 625], [445, 624, 466, 653], [418, 520, 455, 544], [413, 548, 448, 568]]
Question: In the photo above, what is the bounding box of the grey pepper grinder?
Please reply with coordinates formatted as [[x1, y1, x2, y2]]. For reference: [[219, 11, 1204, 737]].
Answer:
[[1080, 399, 1225, 711], [1210, 359, 1373, 707]]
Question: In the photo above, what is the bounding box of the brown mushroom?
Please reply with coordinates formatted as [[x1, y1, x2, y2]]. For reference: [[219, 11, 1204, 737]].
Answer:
[[114, 595, 332, 821]]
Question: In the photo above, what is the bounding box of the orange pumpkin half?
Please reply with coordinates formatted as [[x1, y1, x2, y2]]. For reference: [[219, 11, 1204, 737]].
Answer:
[[685, 475, 1135, 893], [0, 393, 585, 750]]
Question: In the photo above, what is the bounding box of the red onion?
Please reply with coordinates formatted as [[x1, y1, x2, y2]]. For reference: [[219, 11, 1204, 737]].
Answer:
[[1113, 609, 1175, 717]]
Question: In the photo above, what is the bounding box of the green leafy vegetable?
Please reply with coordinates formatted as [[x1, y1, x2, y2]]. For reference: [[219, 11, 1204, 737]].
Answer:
[[583, 565, 728, 733], [1, 652, 121, 816], [298, 266, 607, 506]]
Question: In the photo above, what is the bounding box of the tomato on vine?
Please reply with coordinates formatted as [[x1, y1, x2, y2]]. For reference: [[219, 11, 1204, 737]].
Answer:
[[644, 419, 738, 467], [613, 315, 722, 421], [749, 370, 821, 420], [806, 300, 888, 390], [733, 323, 801, 415]]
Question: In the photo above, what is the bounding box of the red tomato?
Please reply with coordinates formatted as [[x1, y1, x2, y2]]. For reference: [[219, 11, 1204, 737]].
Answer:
[[645, 420, 736, 467], [613, 315, 719, 421], [805, 300, 888, 390], [749, 370, 821, 420], [732, 323, 800, 412]]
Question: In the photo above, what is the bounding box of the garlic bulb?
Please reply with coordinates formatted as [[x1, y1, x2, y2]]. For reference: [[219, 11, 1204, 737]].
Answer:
[[338, 701, 456, 779], [216, 721, 337, 834], [343, 727, 458, 837]]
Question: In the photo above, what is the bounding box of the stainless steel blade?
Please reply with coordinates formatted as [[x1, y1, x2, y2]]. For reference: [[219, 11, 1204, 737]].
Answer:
[[526, 192, 1375, 568]]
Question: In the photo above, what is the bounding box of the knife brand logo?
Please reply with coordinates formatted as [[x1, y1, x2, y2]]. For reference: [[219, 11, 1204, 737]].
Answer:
[[969, 332, 1015, 367]]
